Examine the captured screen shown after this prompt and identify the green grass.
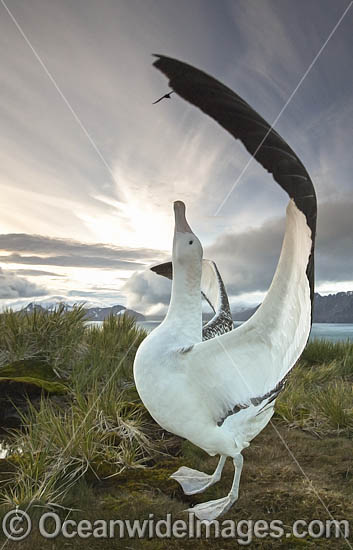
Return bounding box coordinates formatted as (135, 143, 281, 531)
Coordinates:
(0, 310, 352, 549)
(0, 304, 87, 377)
(0, 309, 170, 512)
(275, 339, 353, 437)
(301, 338, 353, 375)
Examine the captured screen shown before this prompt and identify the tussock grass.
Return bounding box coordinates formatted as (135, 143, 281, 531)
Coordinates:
(276, 339, 353, 437)
(313, 381, 353, 432)
(1, 393, 156, 510)
(1, 308, 352, 544)
(74, 314, 145, 393)
(0, 304, 87, 377)
(0, 309, 167, 513)
(301, 338, 353, 375)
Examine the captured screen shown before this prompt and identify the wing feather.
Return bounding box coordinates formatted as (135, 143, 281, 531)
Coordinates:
(184, 200, 312, 423)
(153, 55, 316, 304)
(152, 56, 317, 424)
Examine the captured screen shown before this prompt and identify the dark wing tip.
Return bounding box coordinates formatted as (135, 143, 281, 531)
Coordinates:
(152, 54, 317, 311)
(151, 55, 317, 218)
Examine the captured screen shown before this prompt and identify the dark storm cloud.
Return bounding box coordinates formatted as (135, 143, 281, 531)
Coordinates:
(315, 201, 353, 283)
(206, 218, 284, 295)
(206, 199, 353, 295)
(0, 267, 47, 298)
(0, 234, 167, 269)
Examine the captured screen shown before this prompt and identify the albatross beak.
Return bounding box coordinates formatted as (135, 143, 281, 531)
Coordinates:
(174, 201, 193, 233)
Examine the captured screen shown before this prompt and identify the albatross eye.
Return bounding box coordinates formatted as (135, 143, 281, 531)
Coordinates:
(189, 240, 193, 245)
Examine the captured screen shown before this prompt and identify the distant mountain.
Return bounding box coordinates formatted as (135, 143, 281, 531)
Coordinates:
(313, 292, 353, 323)
(232, 292, 353, 324)
(22, 291, 353, 325)
(84, 305, 125, 321)
(232, 304, 259, 321)
(22, 302, 46, 313)
(119, 309, 145, 322)
(22, 302, 145, 322)
(23, 302, 75, 314)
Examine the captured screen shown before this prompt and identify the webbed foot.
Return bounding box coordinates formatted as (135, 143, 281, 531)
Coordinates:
(170, 466, 220, 495)
(186, 494, 237, 521)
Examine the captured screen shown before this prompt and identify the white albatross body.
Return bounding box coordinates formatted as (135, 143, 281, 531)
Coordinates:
(134, 200, 312, 519)
(133, 56, 317, 521)
(134, 200, 312, 455)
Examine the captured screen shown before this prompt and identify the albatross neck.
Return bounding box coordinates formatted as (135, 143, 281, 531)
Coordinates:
(165, 259, 202, 342)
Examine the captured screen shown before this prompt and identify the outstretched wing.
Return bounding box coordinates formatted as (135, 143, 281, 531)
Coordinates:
(152, 56, 317, 425)
(153, 55, 316, 305)
(184, 200, 312, 425)
(151, 259, 234, 340)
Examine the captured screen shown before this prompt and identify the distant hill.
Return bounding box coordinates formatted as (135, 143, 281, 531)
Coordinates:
(313, 292, 353, 323)
(117, 308, 146, 322)
(232, 304, 259, 321)
(22, 291, 353, 325)
(22, 302, 145, 322)
(232, 292, 353, 324)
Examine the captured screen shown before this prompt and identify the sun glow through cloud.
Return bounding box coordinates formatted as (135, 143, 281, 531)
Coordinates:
(0, 0, 352, 312)
(91, 191, 173, 251)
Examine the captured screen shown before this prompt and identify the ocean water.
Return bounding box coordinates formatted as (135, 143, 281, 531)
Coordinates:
(138, 321, 353, 342)
(87, 319, 353, 342)
(309, 323, 353, 342)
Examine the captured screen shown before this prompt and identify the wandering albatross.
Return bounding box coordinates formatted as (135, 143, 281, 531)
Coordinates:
(133, 56, 317, 521)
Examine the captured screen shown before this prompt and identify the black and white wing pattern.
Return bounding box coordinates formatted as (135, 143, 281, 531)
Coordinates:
(200, 260, 234, 339)
(151, 259, 234, 340)
(153, 54, 316, 305)
(152, 55, 317, 427)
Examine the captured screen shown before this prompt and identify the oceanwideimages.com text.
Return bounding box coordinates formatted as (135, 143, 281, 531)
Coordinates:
(2, 510, 350, 544)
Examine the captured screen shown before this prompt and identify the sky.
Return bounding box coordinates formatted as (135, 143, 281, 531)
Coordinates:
(0, 0, 352, 316)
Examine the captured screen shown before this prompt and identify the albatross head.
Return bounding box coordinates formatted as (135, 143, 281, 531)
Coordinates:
(173, 201, 203, 267)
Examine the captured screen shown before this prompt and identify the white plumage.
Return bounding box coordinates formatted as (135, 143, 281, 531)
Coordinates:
(133, 56, 317, 521)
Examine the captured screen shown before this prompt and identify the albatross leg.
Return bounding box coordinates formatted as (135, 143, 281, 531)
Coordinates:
(170, 455, 226, 495)
(185, 454, 243, 521)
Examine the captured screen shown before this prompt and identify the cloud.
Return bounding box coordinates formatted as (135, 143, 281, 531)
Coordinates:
(0, 267, 48, 299)
(0, 233, 167, 269)
(315, 201, 353, 283)
(206, 218, 284, 295)
(0, 0, 245, 248)
(9, 269, 64, 277)
(206, 198, 353, 295)
(0, 253, 145, 270)
(2, 0, 333, 250)
(66, 289, 125, 304)
(1, 0, 352, 311)
(123, 198, 353, 313)
(124, 269, 172, 316)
